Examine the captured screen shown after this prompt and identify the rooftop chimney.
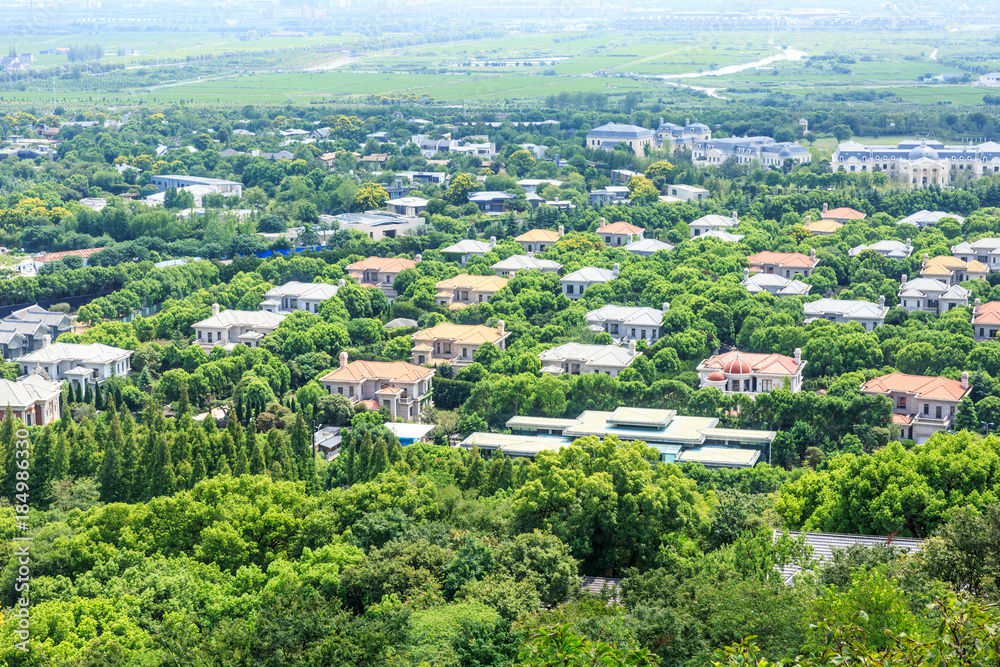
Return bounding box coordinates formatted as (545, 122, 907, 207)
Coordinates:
(809, 248, 816, 260)
(822, 203, 829, 214)
(901, 274, 907, 287)
(743, 267, 750, 280)
(612, 263, 620, 276)
(527, 251, 534, 258)
(685, 118, 690, 127)
(905, 238, 911, 248)
(731, 210, 738, 223)
(879, 295, 886, 308)
(558, 225, 565, 237)
(211, 303, 220, 316)
(40, 333, 50, 348)
(489, 236, 496, 248)
(923, 253, 930, 267)
(662, 302, 670, 314)
(415, 253, 422, 263)
(496, 320, 505, 336)
(629, 339, 637, 355)
(339, 351, 348, 369)
(975, 297, 982, 308)
(804, 214, 811, 224)
(600, 217, 607, 226)
(338, 278, 346, 286)
(794, 348, 802, 365)
(961, 371, 969, 390)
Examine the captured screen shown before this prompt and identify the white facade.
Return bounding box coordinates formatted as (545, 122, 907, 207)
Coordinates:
(898, 275, 970, 314)
(260, 281, 341, 314)
(539, 341, 638, 377)
(193, 304, 285, 351)
(18, 342, 132, 390)
(832, 139, 1000, 187)
(803, 297, 889, 331)
(561, 265, 619, 300)
(586, 304, 668, 343)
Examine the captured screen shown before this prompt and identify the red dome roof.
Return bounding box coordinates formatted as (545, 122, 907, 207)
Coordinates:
(707, 371, 726, 382)
(723, 357, 751, 375)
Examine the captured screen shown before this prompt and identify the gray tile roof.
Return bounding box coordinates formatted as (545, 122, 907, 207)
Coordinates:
(774, 530, 924, 584)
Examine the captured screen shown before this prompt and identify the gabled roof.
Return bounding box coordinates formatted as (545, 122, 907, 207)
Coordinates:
(804, 220, 843, 234)
(516, 228, 561, 243)
(345, 256, 418, 274)
(561, 266, 617, 283)
(899, 210, 964, 226)
(18, 342, 132, 364)
(899, 277, 950, 296)
(848, 240, 912, 258)
(822, 207, 866, 220)
(492, 255, 562, 272)
(320, 360, 433, 384)
(775, 530, 924, 584)
(625, 238, 673, 254)
(441, 239, 494, 254)
(742, 273, 812, 295)
(972, 301, 1000, 326)
(690, 214, 736, 229)
(597, 221, 643, 235)
(587, 122, 656, 139)
(699, 350, 802, 376)
(194, 309, 285, 330)
(412, 323, 507, 345)
(34, 247, 104, 263)
(861, 373, 970, 401)
(952, 237, 1000, 254)
(539, 343, 637, 368)
(0, 375, 62, 408)
(747, 251, 817, 269)
(263, 281, 340, 301)
(803, 298, 887, 320)
(586, 305, 665, 327)
(435, 274, 509, 292)
(703, 230, 744, 242)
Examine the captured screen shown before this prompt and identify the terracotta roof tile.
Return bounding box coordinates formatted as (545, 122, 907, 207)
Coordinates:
(345, 256, 418, 273)
(320, 360, 433, 384)
(701, 350, 802, 375)
(823, 207, 866, 220)
(36, 247, 105, 262)
(435, 274, 509, 292)
(861, 373, 969, 402)
(973, 301, 1000, 326)
(598, 221, 644, 235)
(412, 323, 506, 345)
(747, 251, 817, 269)
(516, 229, 561, 242)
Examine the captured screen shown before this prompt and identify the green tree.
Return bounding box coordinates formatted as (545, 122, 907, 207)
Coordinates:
(354, 182, 389, 211)
(446, 173, 480, 205)
(954, 397, 978, 432)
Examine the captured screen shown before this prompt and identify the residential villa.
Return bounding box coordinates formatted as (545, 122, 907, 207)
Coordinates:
(802, 217, 843, 236)
(951, 238, 1000, 271)
(492, 254, 562, 278)
(972, 299, 1000, 342)
(22, 247, 105, 274)
(385, 196, 429, 217)
(441, 237, 496, 266)
(664, 184, 710, 202)
(831, 139, 1000, 187)
(515, 227, 563, 253)
(692, 136, 811, 167)
(5, 305, 73, 340)
(625, 238, 674, 256)
(849, 239, 913, 260)
(656, 118, 711, 153)
(586, 304, 668, 343)
(821, 204, 867, 224)
(741, 268, 812, 297)
(539, 341, 639, 377)
(703, 230, 745, 243)
(898, 275, 970, 314)
(17, 342, 132, 391)
(469, 191, 516, 214)
(319, 352, 434, 421)
(698, 349, 806, 394)
(597, 220, 644, 247)
(690, 212, 739, 239)
(898, 210, 964, 228)
(410, 321, 510, 367)
(803, 296, 889, 331)
(589, 186, 630, 206)
(193, 304, 285, 351)
(462, 406, 776, 468)
(586, 123, 657, 156)
(434, 274, 509, 309)
(260, 281, 341, 314)
(861, 372, 972, 443)
(561, 264, 620, 300)
(919, 254, 987, 285)
(747, 250, 818, 278)
(0, 375, 63, 426)
(0, 305, 72, 359)
(344, 256, 420, 297)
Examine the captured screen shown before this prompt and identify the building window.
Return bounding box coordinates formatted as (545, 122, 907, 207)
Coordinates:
(936, 405, 943, 419)
(923, 403, 929, 415)
(566, 285, 574, 294)
(338, 387, 343, 395)
(349, 387, 354, 397)
(898, 397, 907, 409)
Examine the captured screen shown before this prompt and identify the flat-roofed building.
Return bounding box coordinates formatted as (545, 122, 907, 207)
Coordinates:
(664, 183, 709, 202)
(150, 174, 243, 196)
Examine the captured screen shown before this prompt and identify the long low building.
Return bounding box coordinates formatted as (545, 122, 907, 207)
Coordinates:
(460, 406, 775, 468)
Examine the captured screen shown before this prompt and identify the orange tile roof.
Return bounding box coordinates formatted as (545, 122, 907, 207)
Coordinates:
(747, 251, 817, 269)
(320, 360, 433, 384)
(358, 399, 380, 410)
(701, 350, 802, 375)
(412, 322, 506, 345)
(36, 247, 105, 262)
(921, 256, 987, 277)
(973, 301, 1000, 326)
(823, 207, 866, 220)
(803, 220, 843, 234)
(435, 274, 509, 292)
(892, 414, 913, 425)
(345, 256, 418, 273)
(516, 229, 561, 243)
(861, 373, 969, 402)
(598, 221, 644, 235)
